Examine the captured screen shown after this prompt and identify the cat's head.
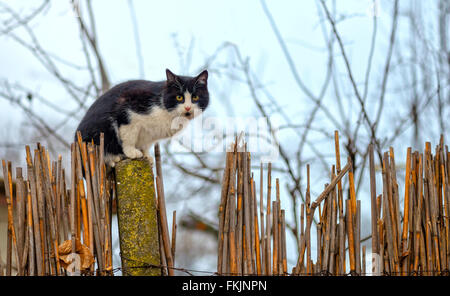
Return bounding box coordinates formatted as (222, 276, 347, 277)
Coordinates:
(162, 69, 209, 119)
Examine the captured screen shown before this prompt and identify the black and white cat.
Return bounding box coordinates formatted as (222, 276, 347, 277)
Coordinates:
(75, 69, 209, 167)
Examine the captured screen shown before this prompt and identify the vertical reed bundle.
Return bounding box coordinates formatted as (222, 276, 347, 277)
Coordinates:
(154, 143, 175, 276)
(216, 139, 288, 275)
(0, 135, 178, 276)
(216, 132, 449, 276)
(0, 134, 114, 275)
(373, 136, 450, 276)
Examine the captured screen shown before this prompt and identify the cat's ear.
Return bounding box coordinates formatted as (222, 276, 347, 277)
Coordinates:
(166, 69, 177, 83)
(195, 70, 208, 85)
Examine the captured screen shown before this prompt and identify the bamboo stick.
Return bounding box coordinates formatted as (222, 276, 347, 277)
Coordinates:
(225, 147, 237, 275)
(236, 151, 243, 275)
(401, 148, 412, 270)
(355, 200, 361, 275)
(37, 147, 60, 275)
(243, 150, 252, 274)
(334, 131, 343, 218)
(2, 160, 20, 276)
(228, 192, 237, 275)
(265, 162, 272, 275)
(26, 182, 35, 275)
(171, 211, 177, 266)
(272, 200, 279, 275)
(346, 199, 356, 274)
(155, 172, 174, 276)
(362, 245, 366, 275)
(88, 144, 105, 274)
(305, 165, 311, 275)
(382, 153, 396, 273)
(70, 144, 77, 275)
(281, 210, 287, 275)
(369, 144, 379, 275)
(26, 146, 43, 275)
(389, 147, 401, 251)
(252, 179, 262, 275)
(217, 151, 231, 274)
(329, 186, 337, 274)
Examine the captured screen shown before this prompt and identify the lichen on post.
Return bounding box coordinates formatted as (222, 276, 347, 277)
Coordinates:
(115, 158, 161, 276)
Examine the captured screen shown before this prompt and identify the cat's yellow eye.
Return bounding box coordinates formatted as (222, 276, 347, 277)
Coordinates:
(192, 95, 199, 101)
(176, 95, 183, 101)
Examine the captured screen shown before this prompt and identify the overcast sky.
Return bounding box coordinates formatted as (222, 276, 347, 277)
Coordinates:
(0, 0, 391, 127)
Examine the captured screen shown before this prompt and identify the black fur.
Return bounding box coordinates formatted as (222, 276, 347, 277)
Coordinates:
(75, 69, 209, 157)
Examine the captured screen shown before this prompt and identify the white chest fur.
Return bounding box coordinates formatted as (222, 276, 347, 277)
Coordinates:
(118, 106, 182, 152)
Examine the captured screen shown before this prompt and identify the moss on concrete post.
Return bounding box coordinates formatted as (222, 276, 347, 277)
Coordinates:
(115, 159, 161, 276)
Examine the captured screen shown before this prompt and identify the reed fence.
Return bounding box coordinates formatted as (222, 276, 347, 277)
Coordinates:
(217, 133, 449, 276)
(0, 131, 449, 276)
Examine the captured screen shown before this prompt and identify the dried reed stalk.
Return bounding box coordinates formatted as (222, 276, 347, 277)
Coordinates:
(154, 143, 174, 276)
(0, 135, 123, 276)
(216, 138, 289, 276)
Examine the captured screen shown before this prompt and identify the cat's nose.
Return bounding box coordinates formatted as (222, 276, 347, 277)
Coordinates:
(184, 106, 191, 111)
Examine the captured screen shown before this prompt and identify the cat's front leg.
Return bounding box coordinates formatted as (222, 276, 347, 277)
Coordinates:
(120, 124, 143, 159)
(105, 154, 123, 167)
(123, 146, 143, 159)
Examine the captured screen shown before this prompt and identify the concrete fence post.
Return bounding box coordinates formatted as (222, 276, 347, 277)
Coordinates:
(115, 159, 161, 276)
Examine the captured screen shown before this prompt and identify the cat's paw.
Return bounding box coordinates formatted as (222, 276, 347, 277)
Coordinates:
(123, 147, 143, 159)
(105, 154, 122, 167)
(110, 155, 123, 167)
